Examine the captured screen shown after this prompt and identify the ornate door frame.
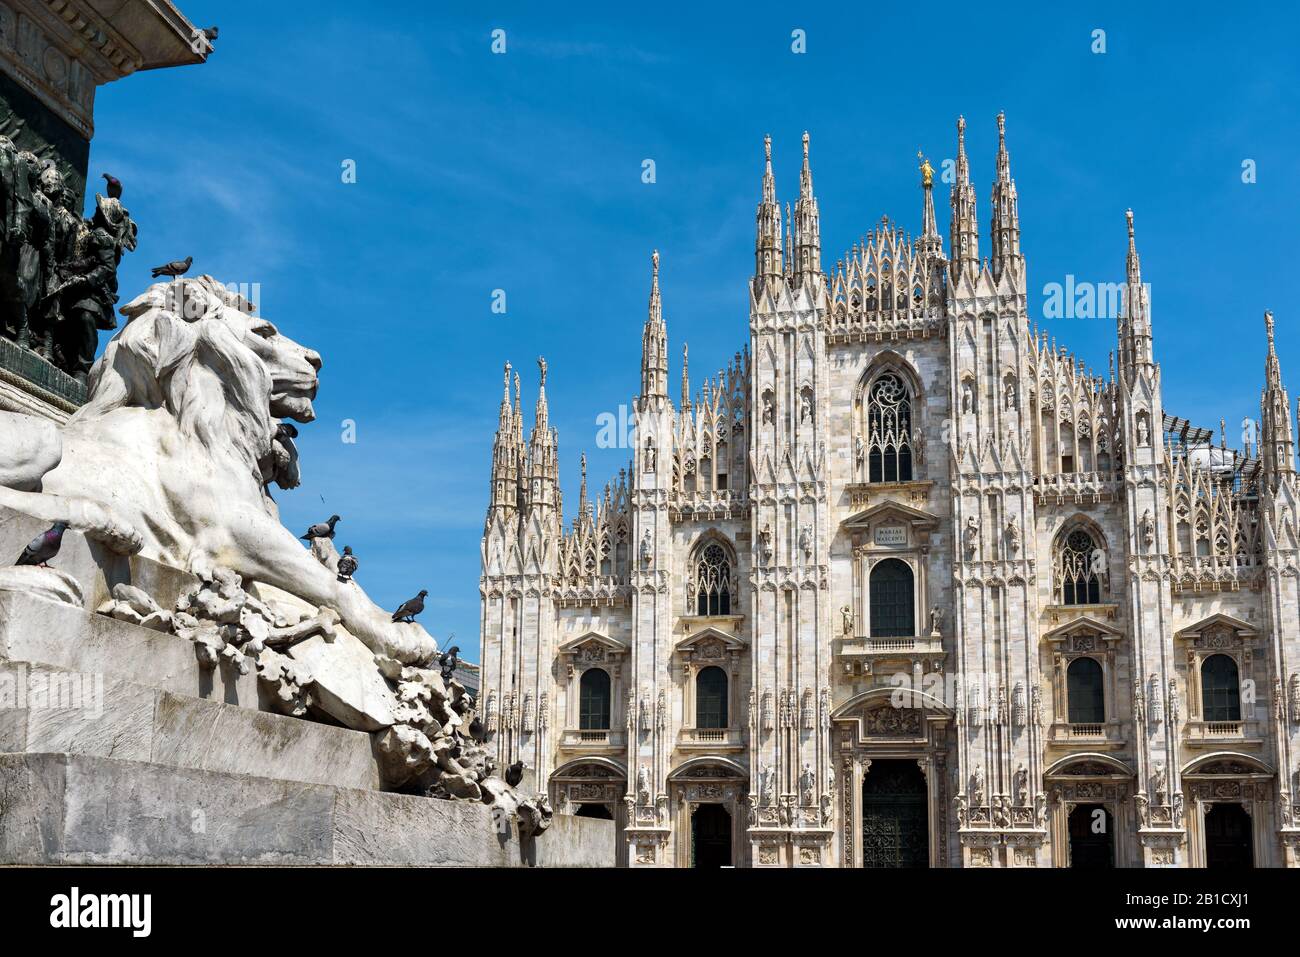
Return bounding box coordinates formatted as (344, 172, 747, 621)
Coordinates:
(832, 689, 952, 867)
(550, 757, 628, 867)
(1044, 754, 1135, 867)
(668, 757, 749, 867)
(1181, 753, 1275, 867)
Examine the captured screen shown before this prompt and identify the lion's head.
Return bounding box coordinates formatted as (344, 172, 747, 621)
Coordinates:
(75, 276, 321, 484)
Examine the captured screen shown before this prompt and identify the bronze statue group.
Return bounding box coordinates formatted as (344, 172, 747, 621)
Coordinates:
(0, 136, 136, 382)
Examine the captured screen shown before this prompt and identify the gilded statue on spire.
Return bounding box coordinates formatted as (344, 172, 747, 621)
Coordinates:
(918, 151, 934, 188)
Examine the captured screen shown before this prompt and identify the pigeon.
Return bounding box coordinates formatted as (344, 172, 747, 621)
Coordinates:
(504, 760, 524, 788)
(336, 545, 358, 583)
(15, 521, 68, 567)
(202, 26, 219, 41)
(299, 514, 340, 541)
(467, 716, 487, 743)
(101, 172, 122, 199)
(391, 589, 427, 623)
(150, 256, 192, 279)
(439, 644, 460, 681)
(275, 422, 299, 440)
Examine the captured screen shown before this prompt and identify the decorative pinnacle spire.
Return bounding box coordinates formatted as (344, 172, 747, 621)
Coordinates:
(537, 355, 547, 388)
(681, 342, 690, 410)
(502, 360, 512, 404)
(648, 248, 662, 322)
(1267, 309, 1276, 352)
(957, 115, 967, 166)
(762, 134, 775, 203)
(995, 111, 1010, 180)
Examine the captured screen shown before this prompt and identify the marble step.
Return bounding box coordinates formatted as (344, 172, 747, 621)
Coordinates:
(0, 752, 615, 867)
(0, 589, 261, 707)
(0, 659, 381, 791)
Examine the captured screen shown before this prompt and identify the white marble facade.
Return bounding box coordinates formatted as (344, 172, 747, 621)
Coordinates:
(478, 117, 1300, 868)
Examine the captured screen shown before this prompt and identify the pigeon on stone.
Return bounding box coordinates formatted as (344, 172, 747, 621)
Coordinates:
(14, 521, 68, 567)
(202, 26, 219, 41)
(391, 589, 427, 623)
(439, 644, 460, 681)
(505, 760, 525, 788)
(101, 172, 122, 199)
(467, 716, 487, 743)
(299, 514, 340, 541)
(336, 545, 358, 583)
(150, 255, 192, 279)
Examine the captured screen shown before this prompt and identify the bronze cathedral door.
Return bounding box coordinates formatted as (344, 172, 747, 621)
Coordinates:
(861, 760, 929, 868)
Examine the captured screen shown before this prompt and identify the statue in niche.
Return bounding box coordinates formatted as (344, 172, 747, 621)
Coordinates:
(928, 605, 943, 635)
(841, 605, 854, 636)
(1014, 764, 1029, 807)
(1004, 380, 1016, 411)
(799, 763, 815, 805)
(1141, 509, 1155, 549)
(799, 389, 813, 424)
(798, 523, 812, 561)
(760, 764, 775, 806)
(963, 515, 979, 558)
(643, 438, 656, 473)
(758, 523, 773, 565)
(1136, 415, 1150, 447)
(1151, 762, 1167, 806)
(971, 766, 986, 806)
(637, 765, 651, 805)
(639, 528, 652, 565)
(1005, 515, 1021, 556)
(854, 434, 864, 470)
(962, 381, 974, 413)
(761, 391, 774, 424)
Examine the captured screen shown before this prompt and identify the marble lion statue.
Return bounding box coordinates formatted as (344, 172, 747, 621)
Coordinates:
(0, 275, 437, 665)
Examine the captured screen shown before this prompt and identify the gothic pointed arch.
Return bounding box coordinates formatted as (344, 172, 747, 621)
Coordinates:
(854, 352, 923, 484)
(1052, 515, 1108, 605)
(687, 531, 737, 616)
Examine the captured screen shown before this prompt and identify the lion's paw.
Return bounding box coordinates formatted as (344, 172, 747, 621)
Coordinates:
(77, 502, 144, 555)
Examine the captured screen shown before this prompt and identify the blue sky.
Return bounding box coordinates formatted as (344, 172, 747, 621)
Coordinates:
(87, 1, 1300, 660)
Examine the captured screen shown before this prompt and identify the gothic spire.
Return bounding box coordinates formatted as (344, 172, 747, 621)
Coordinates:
(488, 360, 519, 517)
(918, 150, 942, 260)
(1261, 310, 1296, 487)
(640, 250, 668, 403)
(791, 131, 822, 285)
(989, 111, 1021, 277)
(950, 115, 979, 280)
(1119, 210, 1153, 372)
(681, 342, 690, 411)
(753, 134, 783, 290)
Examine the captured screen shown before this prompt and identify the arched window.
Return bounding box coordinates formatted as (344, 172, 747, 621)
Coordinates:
(1066, 657, 1105, 723)
(579, 668, 611, 730)
(1057, 527, 1103, 605)
(865, 372, 913, 483)
(696, 666, 728, 728)
(691, 540, 734, 616)
(869, 558, 914, 638)
(1201, 655, 1241, 722)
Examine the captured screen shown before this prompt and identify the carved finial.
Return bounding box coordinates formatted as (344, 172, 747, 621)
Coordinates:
(802, 130, 810, 160)
(537, 355, 547, 386)
(1266, 309, 1276, 347)
(764, 133, 772, 162)
(1220, 417, 1227, 448)
(652, 248, 659, 279)
(1126, 208, 1135, 241)
(997, 110, 1006, 136)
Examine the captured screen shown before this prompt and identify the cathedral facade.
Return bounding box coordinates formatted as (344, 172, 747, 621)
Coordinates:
(477, 115, 1300, 868)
